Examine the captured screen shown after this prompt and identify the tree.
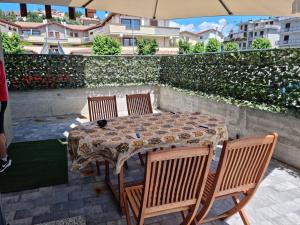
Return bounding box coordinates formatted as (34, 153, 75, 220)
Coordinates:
(136, 38, 158, 55)
(26, 12, 43, 22)
(178, 39, 192, 54)
(0, 32, 24, 54)
(0, 10, 17, 22)
(205, 38, 221, 52)
(192, 42, 205, 53)
(92, 36, 121, 55)
(224, 42, 239, 51)
(251, 38, 272, 49)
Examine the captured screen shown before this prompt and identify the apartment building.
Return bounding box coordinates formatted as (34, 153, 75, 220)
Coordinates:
(90, 13, 180, 54)
(278, 17, 300, 48)
(179, 29, 224, 45)
(0, 12, 179, 55)
(225, 18, 280, 50)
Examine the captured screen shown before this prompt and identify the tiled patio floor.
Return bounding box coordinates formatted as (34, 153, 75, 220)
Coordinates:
(1, 115, 300, 225)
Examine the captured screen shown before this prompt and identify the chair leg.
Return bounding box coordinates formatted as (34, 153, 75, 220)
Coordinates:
(138, 153, 145, 166)
(123, 192, 133, 225)
(232, 196, 250, 225)
(96, 161, 101, 175)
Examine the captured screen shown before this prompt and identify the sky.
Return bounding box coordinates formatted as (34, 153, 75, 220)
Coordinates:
(0, 3, 270, 35)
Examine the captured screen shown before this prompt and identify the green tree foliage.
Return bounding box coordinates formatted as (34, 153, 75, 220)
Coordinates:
(0, 32, 24, 54)
(205, 38, 221, 52)
(137, 38, 158, 55)
(192, 42, 205, 53)
(92, 36, 121, 55)
(251, 38, 272, 49)
(0, 10, 17, 22)
(224, 42, 239, 51)
(26, 12, 43, 22)
(178, 39, 192, 54)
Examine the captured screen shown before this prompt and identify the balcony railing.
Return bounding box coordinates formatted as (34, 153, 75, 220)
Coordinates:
(280, 27, 300, 33)
(107, 23, 180, 37)
(277, 39, 300, 45)
(20, 35, 91, 44)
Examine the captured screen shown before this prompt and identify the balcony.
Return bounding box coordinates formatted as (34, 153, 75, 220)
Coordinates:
(280, 26, 300, 33)
(277, 39, 300, 45)
(105, 23, 180, 37)
(20, 35, 91, 44)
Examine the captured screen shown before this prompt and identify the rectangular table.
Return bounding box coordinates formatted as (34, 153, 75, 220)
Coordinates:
(68, 112, 228, 213)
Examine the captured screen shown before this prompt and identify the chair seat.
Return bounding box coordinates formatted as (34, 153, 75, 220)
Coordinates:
(125, 185, 143, 218)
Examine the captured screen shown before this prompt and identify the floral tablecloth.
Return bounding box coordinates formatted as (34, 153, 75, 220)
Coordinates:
(68, 112, 228, 174)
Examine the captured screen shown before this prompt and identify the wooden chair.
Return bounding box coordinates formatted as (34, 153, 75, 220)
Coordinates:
(126, 93, 153, 116)
(126, 93, 153, 166)
(87, 96, 128, 174)
(88, 96, 118, 121)
(123, 146, 214, 225)
(193, 133, 278, 225)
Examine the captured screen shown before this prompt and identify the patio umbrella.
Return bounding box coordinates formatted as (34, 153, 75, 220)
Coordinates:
(1, 0, 300, 19)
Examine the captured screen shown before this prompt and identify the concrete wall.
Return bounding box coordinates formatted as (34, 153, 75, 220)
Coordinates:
(0, 37, 13, 146)
(158, 87, 300, 169)
(9, 85, 159, 119)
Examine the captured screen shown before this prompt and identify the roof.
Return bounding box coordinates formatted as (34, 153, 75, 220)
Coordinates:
(197, 29, 223, 36)
(15, 21, 44, 28)
(0, 18, 21, 28)
(179, 31, 199, 37)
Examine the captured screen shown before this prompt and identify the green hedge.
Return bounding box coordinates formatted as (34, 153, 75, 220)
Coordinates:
(4, 49, 300, 114)
(160, 49, 300, 113)
(4, 54, 160, 90)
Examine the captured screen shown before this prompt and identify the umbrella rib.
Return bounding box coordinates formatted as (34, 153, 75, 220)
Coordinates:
(153, 0, 159, 19)
(82, 0, 94, 8)
(218, 0, 233, 15)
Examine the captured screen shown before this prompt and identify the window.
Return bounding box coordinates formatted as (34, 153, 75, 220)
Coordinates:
(122, 37, 137, 46)
(254, 32, 257, 36)
(74, 33, 78, 37)
(32, 30, 40, 36)
(284, 35, 289, 44)
(270, 21, 274, 25)
(199, 36, 203, 40)
(9, 27, 11, 31)
(260, 31, 264, 36)
(243, 42, 246, 47)
(90, 32, 93, 35)
(48, 31, 54, 37)
(244, 24, 248, 31)
(70, 32, 73, 37)
(285, 23, 291, 28)
(255, 23, 258, 26)
(22, 30, 31, 35)
(150, 19, 158, 27)
(121, 18, 141, 30)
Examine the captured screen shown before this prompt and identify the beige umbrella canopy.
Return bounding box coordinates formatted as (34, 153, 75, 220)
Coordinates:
(1, 0, 300, 19)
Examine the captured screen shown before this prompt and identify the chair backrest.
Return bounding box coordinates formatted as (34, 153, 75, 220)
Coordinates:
(140, 146, 213, 215)
(126, 93, 153, 115)
(214, 133, 278, 197)
(87, 96, 118, 121)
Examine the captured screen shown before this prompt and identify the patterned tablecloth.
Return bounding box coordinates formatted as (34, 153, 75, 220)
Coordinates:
(68, 112, 228, 174)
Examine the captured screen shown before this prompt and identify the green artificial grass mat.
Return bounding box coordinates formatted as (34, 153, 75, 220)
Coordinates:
(0, 139, 68, 193)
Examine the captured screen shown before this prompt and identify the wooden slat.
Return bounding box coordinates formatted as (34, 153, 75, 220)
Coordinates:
(126, 93, 152, 116)
(87, 96, 118, 121)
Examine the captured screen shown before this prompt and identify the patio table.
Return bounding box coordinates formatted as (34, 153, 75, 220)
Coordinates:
(68, 111, 228, 213)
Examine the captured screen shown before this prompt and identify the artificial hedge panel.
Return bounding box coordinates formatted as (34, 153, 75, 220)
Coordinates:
(4, 48, 300, 113)
(160, 49, 300, 112)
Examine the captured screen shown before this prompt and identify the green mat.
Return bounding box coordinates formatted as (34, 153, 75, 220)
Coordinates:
(0, 139, 68, 193)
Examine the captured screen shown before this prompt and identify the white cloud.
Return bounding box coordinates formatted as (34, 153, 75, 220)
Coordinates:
(169, 21, 196, 32)
(171, 18, 235, 36)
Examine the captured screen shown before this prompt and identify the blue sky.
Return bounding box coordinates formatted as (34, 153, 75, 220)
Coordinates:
(0, 3, 270, 35)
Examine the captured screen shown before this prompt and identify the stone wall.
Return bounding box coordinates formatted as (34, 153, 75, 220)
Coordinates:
(158, 86, 300, 169)
(9, 85, 159, 119)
